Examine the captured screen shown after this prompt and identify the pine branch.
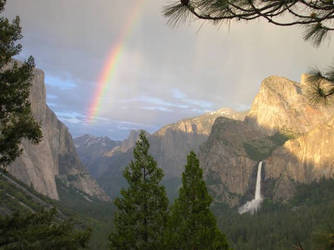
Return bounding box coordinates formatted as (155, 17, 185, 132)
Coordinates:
(163, 0, 334, 46)
(306, 68, 334, 104)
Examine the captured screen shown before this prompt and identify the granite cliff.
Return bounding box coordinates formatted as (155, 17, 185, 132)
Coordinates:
(74, 74, 334, 207)
(8, 68, 109, 201)
(75, 108, 246, 199)
(200, 75, 334, 206)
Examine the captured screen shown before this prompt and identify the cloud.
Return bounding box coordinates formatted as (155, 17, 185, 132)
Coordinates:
(4, 0, 334, 140)
(172, 88, 186, 99)
(141, 106, 173, 112)
(45, 75, 77, 90)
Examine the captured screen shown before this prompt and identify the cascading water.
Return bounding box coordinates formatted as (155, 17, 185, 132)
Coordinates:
(238, 161, 263, 215)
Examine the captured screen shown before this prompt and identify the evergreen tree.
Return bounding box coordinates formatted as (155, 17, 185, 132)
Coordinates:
(0, 0, 42, 169)
(109, 131, 169, 250)
(166, 151, 229, 250)
(0, 208, 91, 249)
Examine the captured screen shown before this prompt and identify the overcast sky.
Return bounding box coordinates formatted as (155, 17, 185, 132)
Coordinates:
(4, 0, 334, 140)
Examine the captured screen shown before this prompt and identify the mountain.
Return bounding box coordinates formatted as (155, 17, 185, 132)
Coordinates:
(149, 108, 247, 178)
(8, 67, 109, 201)
(200, 74, 334, 206)
(75, 109, 247, 199)
(246, 75, 334, 135)
(265, 116, 334, 201)
(74, 74, 334, 207)
(74, 135, 121, 178)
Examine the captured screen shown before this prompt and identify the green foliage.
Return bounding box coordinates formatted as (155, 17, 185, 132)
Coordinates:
(55, 178, 115, 250)
(0, 208, 91, 250)
(0, 172, 114, 250)
(213, 179, 334, 250)
(0, 0, 42, 168)
(109, 131, 169, 250)
(166, 151, 229, 250)
(243, 141, 272, 161)
(243, 132, 291, 161)
(0, 174, 47, 214)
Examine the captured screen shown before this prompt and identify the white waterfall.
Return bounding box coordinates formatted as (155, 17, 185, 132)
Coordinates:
(238, 161, 263, 215)
(254, 161, 262, 200)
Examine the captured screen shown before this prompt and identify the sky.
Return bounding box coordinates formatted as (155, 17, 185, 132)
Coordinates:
(4, 0, 334, 140)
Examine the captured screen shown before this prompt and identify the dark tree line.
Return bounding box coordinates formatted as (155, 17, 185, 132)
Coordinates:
(0, 209, 91, 250)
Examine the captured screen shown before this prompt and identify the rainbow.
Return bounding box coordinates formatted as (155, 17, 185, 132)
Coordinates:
(87, 0, 146, 123)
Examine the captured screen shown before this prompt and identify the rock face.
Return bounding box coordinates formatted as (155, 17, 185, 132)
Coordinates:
(74, 74, 334, 206)
(265, 116, 334, 201)
(150, 108, 247, 178)
(200, 75, 334, 206)
(8, 68, 110, 201)
(247, 75, 334, 135)
(76, 109, 246, 199)
(74, 135, 120, 178)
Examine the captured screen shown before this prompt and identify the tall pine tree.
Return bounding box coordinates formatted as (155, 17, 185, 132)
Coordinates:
(109, 131, 169, 250)
(166, 151, 229, 250)
(0, 0, 42, 169)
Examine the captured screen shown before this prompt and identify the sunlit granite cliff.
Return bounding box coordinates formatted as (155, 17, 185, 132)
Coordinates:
(200, 75, 334, 206)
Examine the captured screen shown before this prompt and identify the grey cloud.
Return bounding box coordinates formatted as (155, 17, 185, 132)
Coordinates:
(4, 0, 334, 139)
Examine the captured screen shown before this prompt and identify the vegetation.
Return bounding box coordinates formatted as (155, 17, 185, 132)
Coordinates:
(55, 178, 115, 250)
(163, 0, 334, 103)
(0, 172, 115, 250)
(0, 0, 42, 169)
(109, 131, 169, 249)
(213, 179, 334, 250)
(243, 132, 293, 161)
(0, 208, 91, 249)
(0, 1, 95, 248)
(166, 151, 229, 249)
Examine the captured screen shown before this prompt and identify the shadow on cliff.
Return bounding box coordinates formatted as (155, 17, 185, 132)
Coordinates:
(201, 115, 333, 208)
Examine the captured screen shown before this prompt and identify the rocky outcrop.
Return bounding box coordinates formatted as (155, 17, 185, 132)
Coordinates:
(150, 108, 247, 178)
(200, 75, 334, 206)
(199, 117, 259, 206)
(9, 68, 109, 201)
(265, 116, 334, 201)
(247, 75, 334, 135)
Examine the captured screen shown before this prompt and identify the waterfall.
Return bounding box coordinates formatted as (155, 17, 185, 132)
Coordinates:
(238, 161, 263, 215)
(254, 161, 262, 200)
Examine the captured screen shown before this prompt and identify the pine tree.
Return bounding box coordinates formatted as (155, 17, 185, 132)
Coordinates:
(163, 0, 334, 103)
(0, 0, 42, 169)
(0, 208, 91, 249)
(109, 131, 169, 250)
(166, 151, 229, 250)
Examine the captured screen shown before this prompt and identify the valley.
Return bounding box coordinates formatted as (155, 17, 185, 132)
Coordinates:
(2, 66, 334, 249)
(1, 1, 334, 247)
